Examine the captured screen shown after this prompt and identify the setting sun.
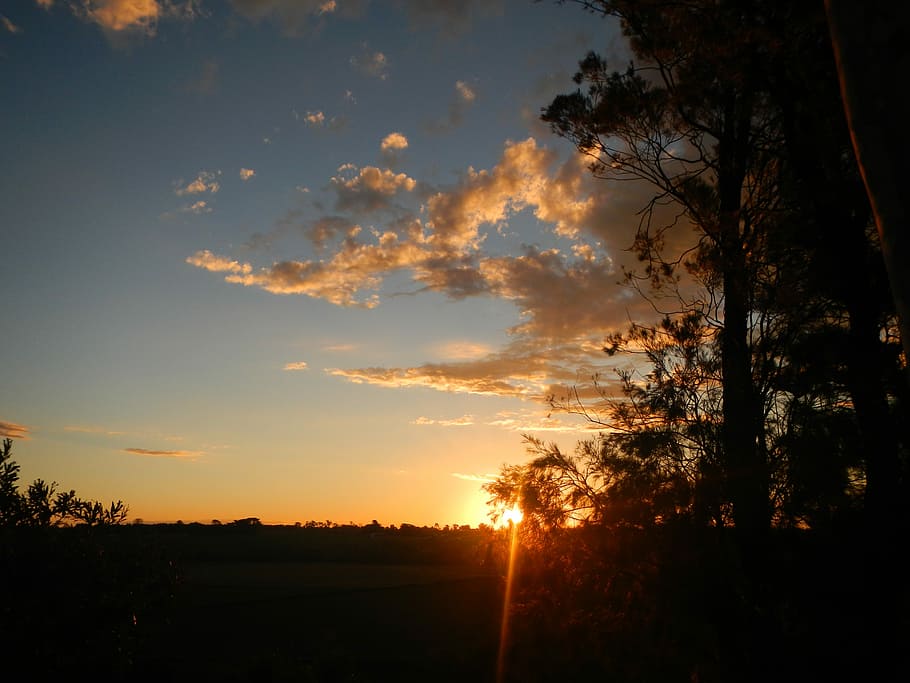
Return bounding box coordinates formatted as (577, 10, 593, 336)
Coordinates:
(501, 506, 524, 526)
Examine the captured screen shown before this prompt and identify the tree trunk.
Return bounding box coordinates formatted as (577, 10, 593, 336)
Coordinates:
(826, 0, 910, 364)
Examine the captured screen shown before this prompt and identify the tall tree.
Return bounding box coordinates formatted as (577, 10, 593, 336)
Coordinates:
(543, 0, 787, 542)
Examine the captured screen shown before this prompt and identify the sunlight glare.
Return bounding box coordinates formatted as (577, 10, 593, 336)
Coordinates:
(502, 506, 523, 525)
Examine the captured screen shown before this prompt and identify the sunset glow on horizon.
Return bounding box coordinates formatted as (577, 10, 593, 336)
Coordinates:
(0, 0, 646, 527)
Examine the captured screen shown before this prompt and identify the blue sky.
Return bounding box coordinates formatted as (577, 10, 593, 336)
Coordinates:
(1, 0, 655, 526)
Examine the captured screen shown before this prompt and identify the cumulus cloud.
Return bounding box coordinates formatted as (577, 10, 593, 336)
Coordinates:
(66, 0, 202, 37)
(426, 79, 478, 133)
(283, 361, 309, 371)
(240, 167, 256, 181)
(304, 216, 359, 251)
(0, 420, 30, 440)
(331, 165, 417, 213)
(380, 132, 408, 153)
(176, 170, 220, 195)
(350, 45, 389, 80)
(124, 447, 202, 458)
(188, 136, 668, 404)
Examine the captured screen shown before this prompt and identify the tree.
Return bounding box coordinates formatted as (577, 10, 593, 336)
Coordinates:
(0, 438, 129, 528)
(825, 0, 910, 363)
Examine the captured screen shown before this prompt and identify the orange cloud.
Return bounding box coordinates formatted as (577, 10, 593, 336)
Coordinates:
(64, 425, 125, 436)
(176, 170, 220, 195)
(124, 447, 202, 458)
(350, 45, 389, 79)
(240, 168, 256, 181)
(412, 415, 475, 427)
(380, 132, 409, 152)
(332, 165, 417, 213)
(0, 420, 30, 440)
(283, 361, 309, 371)
(1, 14, 22, 33)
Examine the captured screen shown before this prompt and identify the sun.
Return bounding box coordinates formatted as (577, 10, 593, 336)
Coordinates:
(501, 506, 523, 526)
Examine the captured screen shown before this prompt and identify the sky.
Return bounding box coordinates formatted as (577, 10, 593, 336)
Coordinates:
(0, 0, 659, 527)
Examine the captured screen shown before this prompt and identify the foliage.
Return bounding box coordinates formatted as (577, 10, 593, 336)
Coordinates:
(1, 439, 177, 677)
(486, 2, 908, 679)
(0, 438, 129, 528)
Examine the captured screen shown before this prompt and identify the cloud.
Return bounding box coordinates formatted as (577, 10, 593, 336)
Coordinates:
(433, 340, 494, 360)
(380, 132, 409, 152)
(302, 110, 325, 126)
(124, 447, 202, 458)
(64, 425, 125, 436)
(176, 170, 220, 195)
(455, 80, 476, 103)
(188, 137, 667, 403)
(283, 361, 309, 371)
(426, 80, 478, 133)
(331, 165, 417, 213)
(68, 0, 202, 36)
(1, 14, 22, 33)
(412, 415, 475, 427)
(380, 132, 409, 165)
(0, 420, 30, 440)
(240, 168, 256, 181)
(326, 335, 626, 404)
(36, 0, 54, 9)
(229, 0, 349, 34)
(350, 45, 389, 80)
(450, 472, 497, 483)
(189, 138, 632, 327)
(181, 200, 211, 214)
(186, 250, 252, 275)
(304, 216, 359, 251)
(397, 0, 504, 33)
(323, 343, 357, 352)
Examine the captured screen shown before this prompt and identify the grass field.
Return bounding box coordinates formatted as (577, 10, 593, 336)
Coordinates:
(133, 539, 507, 681)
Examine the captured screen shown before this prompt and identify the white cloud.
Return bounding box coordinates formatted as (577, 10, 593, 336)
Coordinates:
(450, 472, 497, 483)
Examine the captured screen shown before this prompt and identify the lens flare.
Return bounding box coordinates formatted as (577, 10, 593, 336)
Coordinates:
(496, 506, 522, 682)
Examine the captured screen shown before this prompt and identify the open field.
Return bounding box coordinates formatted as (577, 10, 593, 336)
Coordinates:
(137, 560, 503, 682)
(125, 526, 508, 681)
